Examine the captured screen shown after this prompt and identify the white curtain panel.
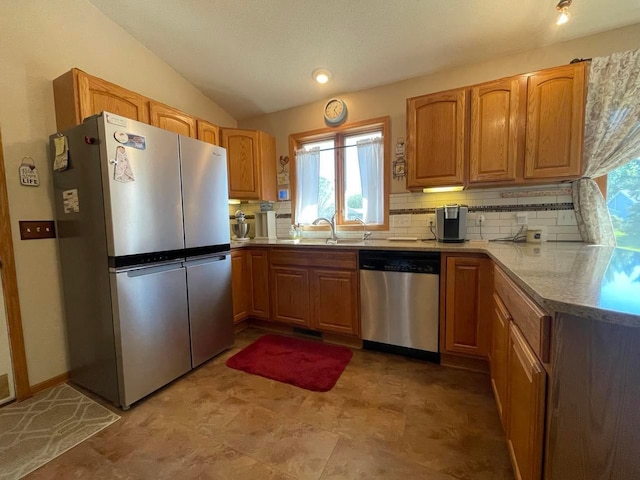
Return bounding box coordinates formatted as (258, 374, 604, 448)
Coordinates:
(356, 138, 384, 224)
(573, 50, 640, 245)
(295, 147, 321, 224)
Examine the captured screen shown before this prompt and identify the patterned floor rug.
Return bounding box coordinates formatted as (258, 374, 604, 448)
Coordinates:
(0, 383, 120, 479)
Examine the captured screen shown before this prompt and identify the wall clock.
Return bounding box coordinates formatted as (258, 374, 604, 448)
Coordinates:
(324, 98, 347, 125)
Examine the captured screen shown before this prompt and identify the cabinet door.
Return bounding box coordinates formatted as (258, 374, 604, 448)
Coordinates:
(310, 269, 359, 336)
(524, 62, 586, 180)
(444, 256, 492, 357)
(406, 89, 467, 188)
(221, 129, 260, 199)
(247, 248, 270, 319)
(197, 120, 220, 146)
(491, 293, 510, 428)
(231, 250, 248, 323)
(271, 266, 310, 327)
(150, 101, 196, 138)
(507, 323, 546, 480)
(77, 71, 150, 124)
(469, 77, 525, 184)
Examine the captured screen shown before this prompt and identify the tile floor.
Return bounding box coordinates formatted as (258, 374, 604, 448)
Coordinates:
(26, 328, 513, 479)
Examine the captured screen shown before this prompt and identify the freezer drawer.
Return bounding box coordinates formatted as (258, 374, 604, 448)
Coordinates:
(185, 254, 234, 367)
(111, 262, 191, 408)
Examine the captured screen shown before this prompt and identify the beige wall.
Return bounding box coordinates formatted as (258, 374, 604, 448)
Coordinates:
(239, 23, 640, 194)
(0, 0, 237, 385)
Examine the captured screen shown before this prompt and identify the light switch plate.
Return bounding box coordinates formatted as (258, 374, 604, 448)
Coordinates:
(19, 220, 56, 240)
(394, 214, 411, 227)
(557, 211, 576, 226)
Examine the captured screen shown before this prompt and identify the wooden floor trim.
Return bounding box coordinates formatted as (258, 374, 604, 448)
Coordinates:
(30, 372, 70, 395)
(0, 132, 31, 400)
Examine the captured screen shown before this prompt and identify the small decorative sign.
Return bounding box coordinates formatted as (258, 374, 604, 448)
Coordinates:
(19, 156, 40, 187)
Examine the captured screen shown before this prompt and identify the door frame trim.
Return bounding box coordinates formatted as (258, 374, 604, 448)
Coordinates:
(0, 132, 31, 400)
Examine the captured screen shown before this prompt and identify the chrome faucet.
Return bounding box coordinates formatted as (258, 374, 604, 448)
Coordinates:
(312, 212, 338, 244)
(353, 218, 372, 242)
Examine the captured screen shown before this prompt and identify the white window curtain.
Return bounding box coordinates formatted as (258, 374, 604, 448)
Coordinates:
(295, 147, 321, 224)
(356, 138, 384, 224)
(573, 50, 640, 245)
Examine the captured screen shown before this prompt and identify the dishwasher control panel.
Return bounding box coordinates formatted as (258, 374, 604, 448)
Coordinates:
(359, 250, 440, 274)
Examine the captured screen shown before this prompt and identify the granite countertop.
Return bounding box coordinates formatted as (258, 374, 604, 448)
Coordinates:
(231, 238, 640, 328)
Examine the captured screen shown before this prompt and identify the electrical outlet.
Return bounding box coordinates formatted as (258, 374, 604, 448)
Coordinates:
(557, 211, 576, 226)
(516, 213, 528, 225)
(394, 214, 411, 227)
(19, 220, 56, 240)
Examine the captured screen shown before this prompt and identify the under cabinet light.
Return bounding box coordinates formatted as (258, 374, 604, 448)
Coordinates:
(422, 186, 465, 194)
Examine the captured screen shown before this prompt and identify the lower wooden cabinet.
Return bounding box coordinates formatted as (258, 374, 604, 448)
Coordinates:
(443, 255, 492, 357)
(246, 248, 270, 319)
(231, 249, 248, 323)
(271, 266, 310, 326)
(506, 322, 546, 480)
(269, 249, 359, 336)
(490, 293, 510, 427)
(310, 269, 359, 336)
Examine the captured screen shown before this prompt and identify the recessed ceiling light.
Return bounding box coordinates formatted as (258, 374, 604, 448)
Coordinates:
(556, 0, 572, 25)
(312, 68, 331, 84)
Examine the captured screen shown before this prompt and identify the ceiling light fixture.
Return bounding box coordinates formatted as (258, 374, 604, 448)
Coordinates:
(312, 68, 331, 84)
(556, 0, 572, 25)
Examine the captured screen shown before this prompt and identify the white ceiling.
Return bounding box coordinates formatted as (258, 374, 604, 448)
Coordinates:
(88, 0, 640, 121)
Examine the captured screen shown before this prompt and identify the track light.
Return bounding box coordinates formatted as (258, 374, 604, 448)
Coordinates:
(556, 0, 572, 25)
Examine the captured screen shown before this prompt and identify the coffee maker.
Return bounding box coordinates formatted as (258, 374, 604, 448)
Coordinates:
(435, 204, 468, 243)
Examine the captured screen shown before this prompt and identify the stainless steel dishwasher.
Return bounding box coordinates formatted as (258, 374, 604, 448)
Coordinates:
(359, 250, 440, 361)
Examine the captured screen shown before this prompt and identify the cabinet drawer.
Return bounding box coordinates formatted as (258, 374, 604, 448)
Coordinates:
(495, 266, 551, 362)
(270, 248, 357, 270)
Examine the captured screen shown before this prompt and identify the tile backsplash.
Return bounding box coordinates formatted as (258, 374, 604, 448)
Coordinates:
(229, 184, 581, 242)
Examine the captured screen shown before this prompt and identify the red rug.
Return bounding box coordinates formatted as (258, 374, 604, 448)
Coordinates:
(225, 334, 353, 392)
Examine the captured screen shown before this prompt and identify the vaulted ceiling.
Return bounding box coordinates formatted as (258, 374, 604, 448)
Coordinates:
(88, 0, 640, 120)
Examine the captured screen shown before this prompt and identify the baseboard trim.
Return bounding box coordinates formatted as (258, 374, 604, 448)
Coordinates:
(440, 353, 490, 374)
(30, 372, 70, 394)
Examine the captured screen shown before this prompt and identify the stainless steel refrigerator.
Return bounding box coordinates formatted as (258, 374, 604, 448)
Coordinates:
(51, 112, 233, 409)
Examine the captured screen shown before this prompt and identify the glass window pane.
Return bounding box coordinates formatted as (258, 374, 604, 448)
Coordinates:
(606, 157, 640, 251)
(343, 131, 382, 223)
(298, 139, 335, 223)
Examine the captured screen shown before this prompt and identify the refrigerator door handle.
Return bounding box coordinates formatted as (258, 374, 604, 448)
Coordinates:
(119, 262, 185, 277)
(184, 254, 229, 267)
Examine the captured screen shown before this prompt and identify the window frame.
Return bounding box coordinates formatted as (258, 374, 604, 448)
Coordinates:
(288, 116, 390, 231)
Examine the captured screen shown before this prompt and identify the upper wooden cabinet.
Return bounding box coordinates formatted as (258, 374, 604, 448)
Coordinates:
(53, 68, 222, 145)
(406, 89, 467, 188)
(525, 62, 587, 180)
(149, 101, 196, 138)
(197, 120, 221, 146)
(469, 76, 526, 184)
(53, 68, 150, 131)
(221, 128, 277, 201)
(406, 62, 587, 189)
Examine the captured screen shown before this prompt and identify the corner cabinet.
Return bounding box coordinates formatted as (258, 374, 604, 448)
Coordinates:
(406, 89, 467, 189)
(53, 68, 150, 131)
(524, 62, 587, 180)
(442, 255, 492, 357)
(149, 101, 197, 138)
(221, 129, 277, 201)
